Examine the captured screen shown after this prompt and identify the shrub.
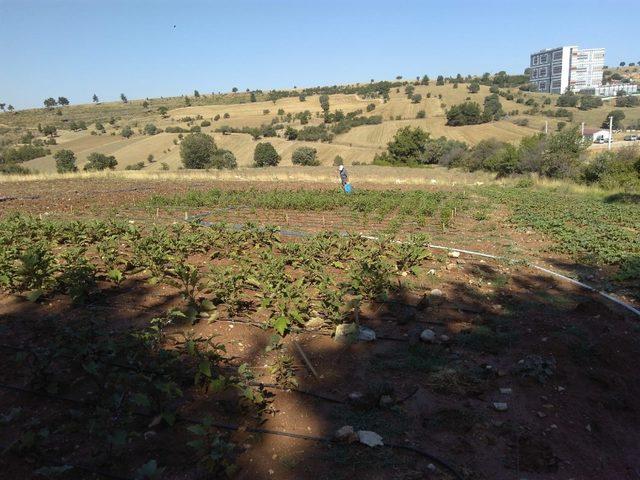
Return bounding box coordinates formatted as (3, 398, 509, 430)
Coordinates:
(84, 152, 117, 171)
(468, 81, 480, 94)
(556, 91, 579, 107)
(223, 113, 230, 119)
(284, 125, 298, 140)
(557, 121, 566, 131)
(200, 120, 211, 127)
(579, 95, 603, 110)
(143, 123, 158, 135)
(253, 142, 280, 167)
(416, 110, 426, 119)
(411, 93, 422, 104)
(180, 133, 216, 169)
(333, 155, 344, 166)
(161, 162, 169, 170)
(483, 94, 504, 121)
(209, 149, 237, 170)
(615, 94, 640, 107)
(54, 149, 77, 173)
(121, 126, 134, 138)
(125, 161, 145, 170)
(1, 144, 49, 163)
(446, 102, 484, 126)
(292, 147, 319, 166)
(214, 114, 221, 121)
(190, 126, 201, 133)
(366, 103, 376, 112)
(602, 110, 626, 129)
(147, 154, 155, 163)
(297, 125, 333, 142)
(581, 146, 640, 189)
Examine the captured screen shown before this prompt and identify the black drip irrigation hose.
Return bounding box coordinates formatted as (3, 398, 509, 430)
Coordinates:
(0, 382, 465, 480)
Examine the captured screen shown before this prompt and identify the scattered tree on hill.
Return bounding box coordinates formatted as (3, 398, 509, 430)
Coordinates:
(43, 97, 57, 108)
(366, 103, 376, 112)
(143, 123, 158, 135)
(333, 155, 344, 166)
(54, 149, 77, 173)
(292, 146, 319, 166)
(42, 125, 57, 137)
(446, 102, 484, 126)
(6, 105, 14, 112)
(223, 112, 230, 119)
(405, 85, 415, 98)
(158, 106, 168, 117)
(468, 81, 480, 94)
(319, 94, 330, 113)
(299, 94, 306, 102)
(57, 97, 69, 106)
(250, 92, 257, 102)
(410, 93, 422, 104)
(210, 149, 237, 169)
(184, 96, 191, 106)
(284, 125, 298, 140)
(84, 152, 117, 171)
(436, 75, 445, 86)
(602, 110, 625, 129)
(180, 132, 217, 169)
(232, 87, 238, 93)
(615, 94, 640, 107)
(421, 75, 430, 86)
(620, 62, 626, 67)
(142, 100, 149, 109)
(194, 90, 200, 98)
(120, 93, 128, 103)
(556, 91, 578, 107)
(121, 126, 134, 138)
(147, 154, 154, 163)
(416, 110, 426, 118)
(253, 142, 280, 167)
(579, 95, 603, 110)
(214, 114, 220, 121)
(385, 126, 429, 164)
(0, 103, 5, 111)
(483, 94, 504, 121)
(92, 94, 99, 103)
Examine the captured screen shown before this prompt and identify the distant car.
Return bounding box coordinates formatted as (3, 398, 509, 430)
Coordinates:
(623, 135, 638, 141)
(594, 137, 606, 144)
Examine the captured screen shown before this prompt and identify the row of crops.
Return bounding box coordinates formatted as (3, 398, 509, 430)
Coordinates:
(0, 214, 446, 478)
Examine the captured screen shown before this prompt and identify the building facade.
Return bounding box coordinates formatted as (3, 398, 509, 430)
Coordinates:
(529, 46, 605, 94)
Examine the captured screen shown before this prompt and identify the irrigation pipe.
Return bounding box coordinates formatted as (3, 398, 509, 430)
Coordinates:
(0, 382, 465, 480)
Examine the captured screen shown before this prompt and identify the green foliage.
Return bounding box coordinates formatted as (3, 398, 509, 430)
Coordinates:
(253, 142, 280, 167)
(180, 133, 217, 169)
(446, 102, 485, 126)
(54, 149, 77, 173)
(602, 110, 626, 129)
(121, 125, 134, 138)
(468, 81, 480, 93)
(292, 146, 319, 166)
(1, 144, 49, 163)
(84, 152, 118, 171)
(615, 94, 640, 107)
(556, 91, 579, 107)
(210, 149, 237, 170)
(411, 93, 422, 104)
(143, 123, 158, 135)
(579, 95, 603, 110)
(319, 94, 330, 112)
(482, 94, 504, 121)
(416, 110, 426, 119)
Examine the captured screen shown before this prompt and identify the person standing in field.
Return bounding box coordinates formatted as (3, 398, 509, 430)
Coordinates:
(338, 164, 351, 192)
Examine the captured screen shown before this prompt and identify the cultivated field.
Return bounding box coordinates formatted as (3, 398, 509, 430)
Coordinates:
(0, 176, 638, 480)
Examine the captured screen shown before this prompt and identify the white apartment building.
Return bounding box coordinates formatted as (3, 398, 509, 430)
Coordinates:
(529, 46, 605, 94)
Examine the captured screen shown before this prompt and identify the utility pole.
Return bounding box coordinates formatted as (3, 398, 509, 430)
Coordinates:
(608, 115, 613, 150)
(545, 120, 548, 135)
(581, 122, 585, 136)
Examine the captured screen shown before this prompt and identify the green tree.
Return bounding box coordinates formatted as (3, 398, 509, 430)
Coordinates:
(333, 155, 344, 166)
(57, 96, 69, 106)
(92, 94, 99, 103)
(54, 149, 77, 173)
(42, 125, 57, 137)
(386, 126, 430, 164)
(250, 92, 257, 102)
(483, 94, 504, 121)
(194, 89, 200, 98)
(232, 87, 238, 93)
(421, 75, 430, 86)
(284, 125, 298, 140)
(8, 105, 14, 112)
(579, 95, 603, 110)
(253, 142, 280, 167)
(405, 85, 415, 98)
(602, 110, 626, 129)
(84, 152, 117, 171)
(180, 132, 217, 169)
(540, 127, 588, 178)
(121, 126, 134, 138)
(292, 146, 319, 166)
(436, 75, 445, 86)
(416, 110, 426, 119)
(468, 81, 480, 94)
(120, 93, 128, 103)
(158, 106, 168, 117)
(142, 100, 149, 109)
(0, 103, 5, 111)
(143, 123, 158, 135)
(319, 94, 330, 113)
(299, 94, 306, 102)
(446, 102, 484, 126)
(411, 93, 422, 104)
(43, 97, 57, 108)
(210, 149, 237, 169)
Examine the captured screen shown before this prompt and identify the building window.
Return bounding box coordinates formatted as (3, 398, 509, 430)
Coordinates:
(552, 65, 562, 75)
(539, 67, 547, 77)
(552, 51, 562, 60)
(540, 54, 548, 63)
(551, 80, 561, 88)
(533, 56, 539, 65)
(539, 82, 546, 91)
(531, 70, 538, 79)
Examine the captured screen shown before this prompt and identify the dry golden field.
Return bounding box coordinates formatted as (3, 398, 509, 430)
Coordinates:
(5, 77, 640, 173)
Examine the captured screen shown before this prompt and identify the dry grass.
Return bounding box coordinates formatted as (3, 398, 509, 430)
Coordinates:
(0, 164, 502, 186)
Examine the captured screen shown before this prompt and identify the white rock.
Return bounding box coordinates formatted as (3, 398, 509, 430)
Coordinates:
(427, 463, 437, 472)
(334, 323, 358, 343)
(334, 425, 357, 443)
(305, 317, 325, 329)
(420, 329, 436, 343)
(440, 334, 450, 342)
(447, 250, 461, 258)
(499, 388, 512, 395)
(357, 326, 376, 342)
(427, 269, 436, 275)
(357, 430, 384, 447)
(493, 402, 508, 412)
(379, 395, 394, 408)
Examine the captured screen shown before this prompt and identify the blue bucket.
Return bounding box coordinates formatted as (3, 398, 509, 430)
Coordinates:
(344, 183, 352, 194)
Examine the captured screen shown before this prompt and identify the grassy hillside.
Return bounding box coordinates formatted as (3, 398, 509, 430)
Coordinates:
(4, 71, 640, 173)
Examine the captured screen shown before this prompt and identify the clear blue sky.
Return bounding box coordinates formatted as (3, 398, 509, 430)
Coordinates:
(0, 0, 637, 110)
